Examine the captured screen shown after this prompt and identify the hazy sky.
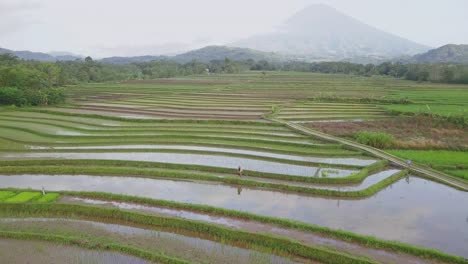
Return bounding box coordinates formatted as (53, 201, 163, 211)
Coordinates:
(1, 0, 467, 57)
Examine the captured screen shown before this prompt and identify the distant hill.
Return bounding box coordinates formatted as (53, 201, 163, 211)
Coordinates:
(172, 46, 286, 63)
(232, 4, 429, 60)
(0, 47, 81, 62)
(100, 46, 287, 64)
(100, 55, 167, 64)
(410, 44, 468, 64)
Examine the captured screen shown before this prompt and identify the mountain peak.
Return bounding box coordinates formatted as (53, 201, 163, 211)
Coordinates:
(292, 3, 340, 15)
(233, 5, 429, 59)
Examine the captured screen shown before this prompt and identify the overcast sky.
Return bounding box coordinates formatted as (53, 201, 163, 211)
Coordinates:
(1, 0, 467, 57)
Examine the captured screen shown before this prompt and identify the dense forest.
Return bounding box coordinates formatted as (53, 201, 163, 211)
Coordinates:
(1, 53, 468, 107)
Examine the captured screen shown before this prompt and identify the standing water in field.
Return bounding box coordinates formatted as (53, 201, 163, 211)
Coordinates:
(0, 239, 150, 264)
(0, 218, 299, 264)
(0, 174, 467, 257)
(1, 152, 357, 178)
(28, 145, 377, 166)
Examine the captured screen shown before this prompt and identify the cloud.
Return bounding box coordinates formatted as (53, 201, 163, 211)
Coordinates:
(1, 0, 468, 56)
(0, 0, 42, 37)
(0, 0, 42, 17)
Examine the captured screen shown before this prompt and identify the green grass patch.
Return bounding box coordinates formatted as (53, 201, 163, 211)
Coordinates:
(35, 193, 60, 203)
(3, 192, 42, 203)
(0, 191, 16, 201)
(388, 150, 468, 167)
(444, 170, 468, 181)
(384, 104, 467, 118)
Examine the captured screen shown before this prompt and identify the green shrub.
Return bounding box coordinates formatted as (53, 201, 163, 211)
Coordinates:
(0, 87, 26, 106)
(0, 87, 65, 107)
(354, 131, 395, 149)
(446, 115, 467, 128)
(24, 89, 48, 106)
(45, 88, 66, 104)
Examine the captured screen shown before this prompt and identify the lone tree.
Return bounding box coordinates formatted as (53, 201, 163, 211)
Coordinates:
(85, 56, 93, 63)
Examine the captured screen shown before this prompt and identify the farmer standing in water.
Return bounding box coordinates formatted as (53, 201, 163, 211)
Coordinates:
(237, 166, 243, 177)
(406, 159, 412, 169)
(405, 160, 412, 183)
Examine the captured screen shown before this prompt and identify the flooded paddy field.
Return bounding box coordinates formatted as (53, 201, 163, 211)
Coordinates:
(27, 144, 377, 166)
(0, 239, 151, 264)
(61, 196, 448, 264)
(1, 152, 358, 178)
(0, 174, 467, 258)
(0, 218, 300, 264)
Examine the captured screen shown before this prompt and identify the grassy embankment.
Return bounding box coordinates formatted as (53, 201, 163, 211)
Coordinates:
(0, 192, 466, 264)
(0, 162, 401, 198)
(0, 203, 378, 264)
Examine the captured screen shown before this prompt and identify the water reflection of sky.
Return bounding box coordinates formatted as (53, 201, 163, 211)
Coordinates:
(0, 174, 467, 258)
(1, 152, 357, 178)
(29, 145, 377, 166)
(0, 218, 296, 264)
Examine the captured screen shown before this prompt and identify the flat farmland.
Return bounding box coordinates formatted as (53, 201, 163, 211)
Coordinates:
(1, 72, 468, 264)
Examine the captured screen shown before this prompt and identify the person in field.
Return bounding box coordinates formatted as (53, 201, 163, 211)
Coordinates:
(237, 166, 243, 177)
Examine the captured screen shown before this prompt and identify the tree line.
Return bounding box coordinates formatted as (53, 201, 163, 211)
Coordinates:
(0, 55, 242, 106)
(2, 53, 468, 107)
(0, 54, 65, 106)
(249, 60, 468, 84)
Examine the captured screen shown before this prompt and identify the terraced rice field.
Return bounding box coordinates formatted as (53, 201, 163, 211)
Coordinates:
(275, 102, 389, 122)
(384, 88, 468, 117)
(1, 72, 467, 264)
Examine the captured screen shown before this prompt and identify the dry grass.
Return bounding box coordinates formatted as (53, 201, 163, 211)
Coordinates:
(308, 116, 468, 150)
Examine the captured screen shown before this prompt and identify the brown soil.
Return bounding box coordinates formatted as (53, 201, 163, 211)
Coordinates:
(307, 116, 468, 150)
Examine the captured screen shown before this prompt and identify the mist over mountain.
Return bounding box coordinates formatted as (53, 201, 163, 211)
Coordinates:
(0, 47, 81, 62)
(232, 4, 430, 60)
(6, 4, 468, 66)
(100, 46, 287, 64)
(100, 55, 166, 64)
(171, 46, 286, 63)
(410, 44, 468, 64)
